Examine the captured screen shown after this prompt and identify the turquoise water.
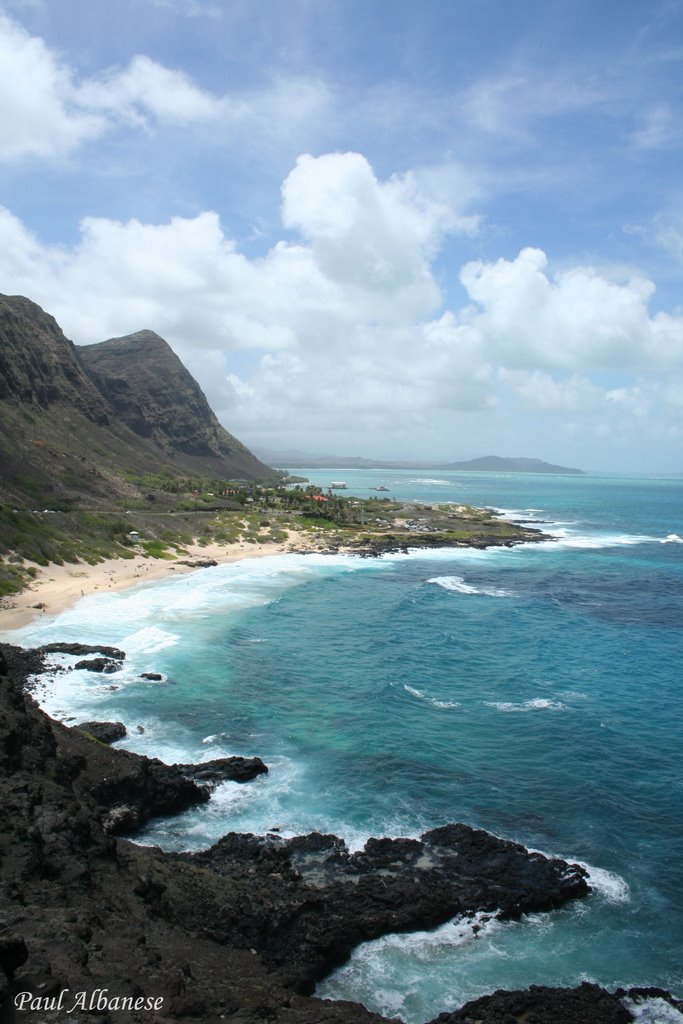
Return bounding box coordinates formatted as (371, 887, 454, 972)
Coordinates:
(10, 470, 683, 1022)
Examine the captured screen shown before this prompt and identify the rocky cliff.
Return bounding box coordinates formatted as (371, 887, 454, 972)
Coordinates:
(0, 294, 275, 505)
(79, 330, 257, 471)
(1, 643, 679, 1024)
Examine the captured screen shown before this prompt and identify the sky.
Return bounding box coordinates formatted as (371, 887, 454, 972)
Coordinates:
(1, 0, 683, 472)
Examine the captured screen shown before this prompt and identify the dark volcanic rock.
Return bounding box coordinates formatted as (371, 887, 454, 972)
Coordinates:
(1, 641, 677, 1024)
(177, 755, 268, 785)
(176, 558, 219, 568)
(75, 720, 127, 744)
(41, 642, 126, 659)
(140, 671, 163, 680)
(74, 656, 122, 673)
(173, 823, 589, 991)
(428, 982, 633, 1023)
(0, 642, 385, 1024)
(65, 730, 210, 834)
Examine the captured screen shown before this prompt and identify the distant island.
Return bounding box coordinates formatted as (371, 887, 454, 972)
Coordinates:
(253, 448, 585, 475)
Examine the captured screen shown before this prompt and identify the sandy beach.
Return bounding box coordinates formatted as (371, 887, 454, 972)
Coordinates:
(0, 529, 327, 634)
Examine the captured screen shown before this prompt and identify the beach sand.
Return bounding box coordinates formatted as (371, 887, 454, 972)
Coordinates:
(0, 529, 328, 633)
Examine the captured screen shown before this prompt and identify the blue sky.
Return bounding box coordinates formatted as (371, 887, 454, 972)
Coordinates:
(1, 0, 682, 471)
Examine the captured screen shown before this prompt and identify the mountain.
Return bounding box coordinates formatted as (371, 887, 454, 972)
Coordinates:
(440, 456, 584, 474)
(0, 294, 276, 506)
(79, 330, 256, 468)
(253, 448, 584, 475)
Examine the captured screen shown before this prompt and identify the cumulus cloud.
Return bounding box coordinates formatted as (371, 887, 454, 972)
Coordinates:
(1, 151, 682, 457)
(460, 247, 683, 371)
(281, 152, 447, 321)
(0, 13, 103, 160)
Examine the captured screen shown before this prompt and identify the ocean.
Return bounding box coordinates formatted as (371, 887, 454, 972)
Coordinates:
(8, 469, 683, 1022)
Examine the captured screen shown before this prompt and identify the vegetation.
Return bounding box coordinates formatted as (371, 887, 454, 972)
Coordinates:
(0, 475, 544, 600)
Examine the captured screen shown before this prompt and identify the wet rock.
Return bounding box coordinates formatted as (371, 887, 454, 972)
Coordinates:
(1, 641, 678, 1024)
(40, 642, 126, 660)
(141, 672, 163, 680)
(427, 981, 633, 1023)
(177, 757, 268, 787)
(74, 657, 122, 673)
(176, 559, 218, 568)
(75, 721, 127, 744)
(174, 824, 589, 991)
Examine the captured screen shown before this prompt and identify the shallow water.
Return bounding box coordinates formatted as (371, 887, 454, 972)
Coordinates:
(11, 470, 683, 1022)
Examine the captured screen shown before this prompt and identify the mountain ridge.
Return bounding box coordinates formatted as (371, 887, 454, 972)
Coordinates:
(253, 447, 584, 475)
(0, 294, 276, 506)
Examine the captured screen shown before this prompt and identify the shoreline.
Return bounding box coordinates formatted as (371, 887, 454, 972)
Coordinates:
(0, 528, 332, 633)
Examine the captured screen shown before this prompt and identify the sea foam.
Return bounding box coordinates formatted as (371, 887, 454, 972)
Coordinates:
(427, 575, 513, 597)
(484, 698, 567, 713)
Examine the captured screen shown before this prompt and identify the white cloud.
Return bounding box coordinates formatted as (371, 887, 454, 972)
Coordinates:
(281, 152, 448, 322)
(499, 369, 601, 411)
(0, 12, 329, 163)
(76, 54, 227, 126)
(1, 154, 682, 461)
(460, 247, 683, 371)
(0, 13, 104, 160)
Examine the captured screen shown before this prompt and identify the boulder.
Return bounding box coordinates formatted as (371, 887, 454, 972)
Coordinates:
(177, 756, 268, 787)
(74, 657, 122, 673)
(75, 721, 127, 744)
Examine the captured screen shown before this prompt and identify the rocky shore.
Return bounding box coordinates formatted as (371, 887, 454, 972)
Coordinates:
(1, 643, 680, 1023)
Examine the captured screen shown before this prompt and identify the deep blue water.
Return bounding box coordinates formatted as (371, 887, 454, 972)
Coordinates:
(10, 470, 683, 1022)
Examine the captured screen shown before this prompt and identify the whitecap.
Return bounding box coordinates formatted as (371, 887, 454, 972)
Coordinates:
(427, 575, 513, 597)
(404, 684, 460, 710)
(408, 478, 452, 486)
(542, 528, 659, 550)
(484, 698, 567, 712)
(622, 997, 683, 1022)
(581, 864, 631, 904)
(317, 911, 502, 1016)
(121, 625, 180, 654)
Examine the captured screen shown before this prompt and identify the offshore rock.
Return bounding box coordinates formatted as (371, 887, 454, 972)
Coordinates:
(73, 656, 122, 673)
(177, 755, 269, 786)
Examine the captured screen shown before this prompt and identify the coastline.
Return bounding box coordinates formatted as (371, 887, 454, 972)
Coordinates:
(0, 528, 331, 633)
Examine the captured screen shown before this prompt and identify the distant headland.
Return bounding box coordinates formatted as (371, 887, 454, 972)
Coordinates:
(253, 448, 585, 475)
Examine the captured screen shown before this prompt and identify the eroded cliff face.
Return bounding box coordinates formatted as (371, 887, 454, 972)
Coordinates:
(0, 294, 275, 505)
(78, 330, 262, 470)
(0, 296, 108, 424)
(2, 642, 677, 1024)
